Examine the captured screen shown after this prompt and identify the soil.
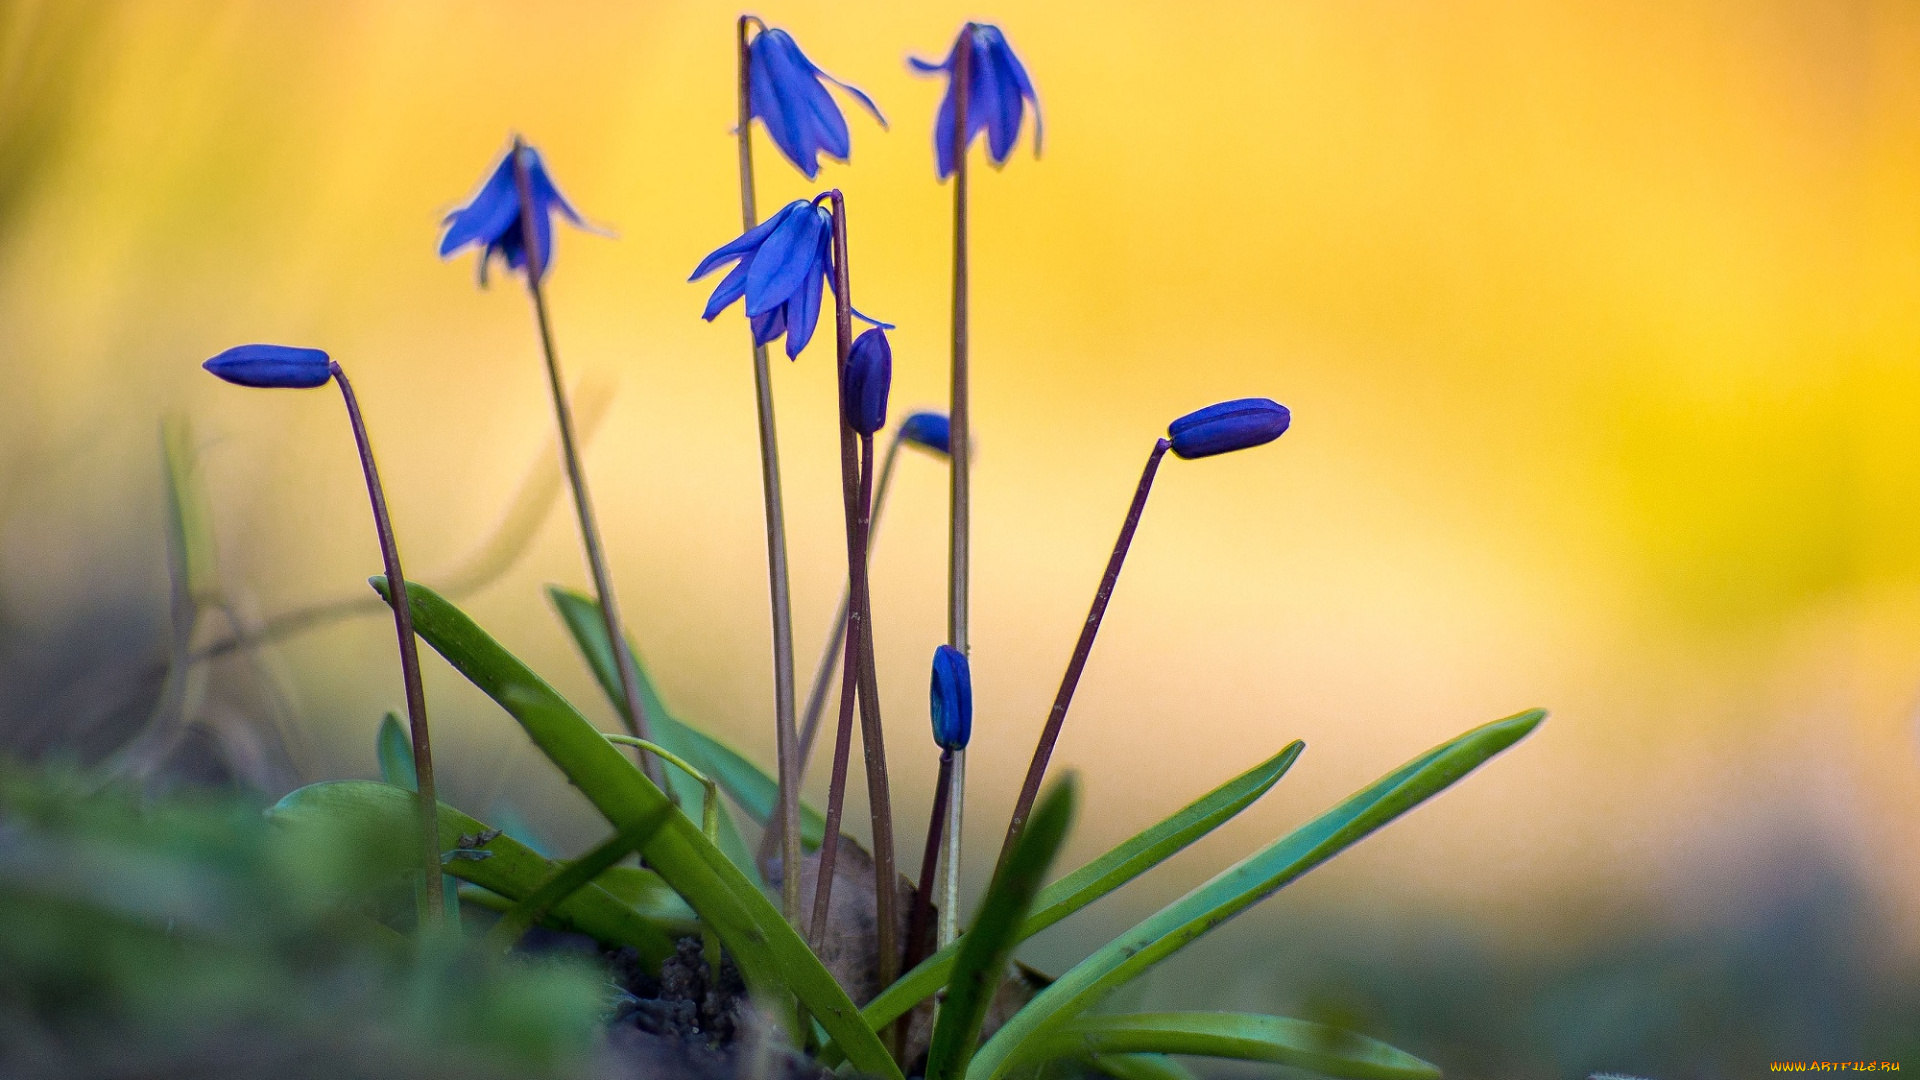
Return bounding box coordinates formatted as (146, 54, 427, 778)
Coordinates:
(599, 938, 830, 1080)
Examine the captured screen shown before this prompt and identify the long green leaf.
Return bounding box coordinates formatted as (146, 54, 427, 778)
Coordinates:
(548, 585, 827, 852)
(376, 712, 417, 790)
(374, 578, 902, 1080)
(927, 776, 1078, 1080)
(486, 806, 672, 948)
(863, 742, 1304, 1033)
(1027, 1013, 1439, 1080)
(269, 781, 689, 965)
(968, 709, 1544, 1080)
(1087, 1054, 1203, 1080)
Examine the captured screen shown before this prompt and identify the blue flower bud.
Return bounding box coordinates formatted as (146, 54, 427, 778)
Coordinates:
(898, 410, 951, 456)
(202, 344, 333, 389)
(930, 644, 972, 751)
(842, 327, 892, 436)
(1167, 398, 1291, 460)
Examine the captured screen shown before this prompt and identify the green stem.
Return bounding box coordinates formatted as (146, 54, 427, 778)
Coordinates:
(330, 361, 440, 928)
(509, 136, 667, 794)
(736, 14, 803, 928)
(942, 747, 965, 948)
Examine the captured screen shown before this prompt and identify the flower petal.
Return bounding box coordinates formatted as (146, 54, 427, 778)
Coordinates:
(782, 229, 832, 357)
(701, 258, 751, 321)
(750, 34, 819, 179)
(438, 154, 519, 257)
(983, 35, 1026, 163)
(690, 201, 796, 281)
(744, 204, 826, 317)
(752, 305, 787, 347)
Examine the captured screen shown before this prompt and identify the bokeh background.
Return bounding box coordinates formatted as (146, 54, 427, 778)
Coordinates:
(5, 0, 1920, 1073)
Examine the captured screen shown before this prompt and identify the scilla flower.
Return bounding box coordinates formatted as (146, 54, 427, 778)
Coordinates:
(898, 410, 951, 456)
(438, 142, 585, 284)
(842, 328, 892, 436)
(203, 344, 333, 389)
(911, 23, 1042, 179)
(692, 199, 889, 358)
(748, 25, 886, 179)
(930, 644, 972, 751)
(1167, 398, 1292, 460)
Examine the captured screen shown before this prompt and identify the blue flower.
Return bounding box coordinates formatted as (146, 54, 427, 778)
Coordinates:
(910, 23, 1042, 179)
(842, 328, 892, 436)
(929, 644, 972, 751)
(438, 142, 585, 285)
(203, 344, 333, 389)
(691, 199, 891, 359)
(1167, 398, 1292, 460)
(748, 25, 886, 180)
(898, 411, 951, 456)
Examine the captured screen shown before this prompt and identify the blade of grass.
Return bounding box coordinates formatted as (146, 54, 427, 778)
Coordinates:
(485, 806, 672, 949)
(966, 709, 1543, 1080)
(549, 585, 826, 850)
(926, 776, 1077, 1080)
(861, 742, 1303, 1034)
(1026, 1012, 1439, 1080)
(375, 578, 902, 1080)
(376, 712, 417, 790)
(269, 780, 690, 965)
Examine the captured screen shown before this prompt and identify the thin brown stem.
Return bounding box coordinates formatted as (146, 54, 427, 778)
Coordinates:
(948, 28, 973, 659)
(509, 137, 665, 792)
(331, 362, 439, 927)
(999, 438, 1172, 868)
(796, 431, 905, 777)
(829, 190, 901, 1002)
(806, 588, 861, 951)
(736, 15, 804, 928)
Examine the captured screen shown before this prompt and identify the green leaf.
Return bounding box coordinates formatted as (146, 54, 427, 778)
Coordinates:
(547, 585, 826, 852)
(269, 780, 690, 966)
(967, 709, 1544, 1080)
(373, 578, 902, 1080)
(1026, 1013, 1440, 1080)
(376, 712, 417, 791)
(926, 776, 1078, 1080)
(486, 806, 673, 948)
(1086, 1054, 1203, 1080)
(863, 743, 1304, 1033)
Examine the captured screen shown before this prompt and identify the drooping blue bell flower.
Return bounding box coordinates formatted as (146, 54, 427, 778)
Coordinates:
(439, 142, 585, 285)
(929, 644, 972, 752)
(910, 23, 1042, 179)
(1167, 398, 1292, 460)
(748, 25, 886, 180)
(898, 411, 951, 456)
(691, 199, 891, 359)
(203, 344, 334, 389)
(842, 328, 892, 436)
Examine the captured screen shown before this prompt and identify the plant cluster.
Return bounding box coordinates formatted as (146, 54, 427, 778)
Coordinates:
(70, 14, 1546, 1080)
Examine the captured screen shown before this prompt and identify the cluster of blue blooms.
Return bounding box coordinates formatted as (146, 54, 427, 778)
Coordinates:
(199, 15, 1292, 907)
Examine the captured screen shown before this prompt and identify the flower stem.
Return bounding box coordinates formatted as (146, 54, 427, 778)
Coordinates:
(905, 749, 953, 969)
(330, 361, 440, 928)
(829, 190, 901, 999)
(796, 430, 906, 778)
(736, 14, 803, 928)
(998, 438, 1171, 867)
(948, 27, 973, 662)
(806, 551, 862, 949)
(940, 747, 964, 949)
(509, 138, 666, 794)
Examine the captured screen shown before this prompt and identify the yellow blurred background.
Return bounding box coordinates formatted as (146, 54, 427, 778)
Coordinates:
(4, 0, 1920, 974)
